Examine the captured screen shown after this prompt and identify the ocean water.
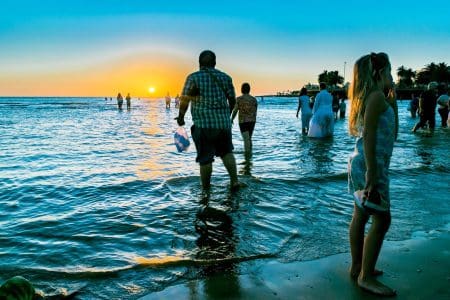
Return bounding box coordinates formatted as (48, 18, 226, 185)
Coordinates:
(0, 97, 449, 299)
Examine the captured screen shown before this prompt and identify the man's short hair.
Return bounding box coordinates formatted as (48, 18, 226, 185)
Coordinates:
(319, 82, 327, 90)
(241, 83, 250, 94)
(199, 50, 216, 68)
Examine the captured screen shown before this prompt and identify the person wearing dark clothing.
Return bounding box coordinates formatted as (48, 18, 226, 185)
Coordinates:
(332, 93, 340, 120)
(339, 98, 346, 119)
(126, 93, 131, 110)
(409, 93, 419, 118)
(437, 84, 449, 128)
(412, 82, 438, 132)
(117, 93, 123, 110)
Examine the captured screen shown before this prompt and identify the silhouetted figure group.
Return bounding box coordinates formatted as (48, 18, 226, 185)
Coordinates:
(116, 93, 131, 110)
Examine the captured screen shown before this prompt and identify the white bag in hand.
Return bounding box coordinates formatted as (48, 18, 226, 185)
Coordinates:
(174, 126, 190, 152)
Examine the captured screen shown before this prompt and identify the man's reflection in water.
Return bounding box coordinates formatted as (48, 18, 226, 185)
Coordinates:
(193, 192, 240, 298)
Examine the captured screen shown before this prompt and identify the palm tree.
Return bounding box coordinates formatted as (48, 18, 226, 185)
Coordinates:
(415, 63, 435, 85)
(327, 71, 344, 86)
(435, 62, 450, 83)
(318, 70, 344, 87)
(318, 70, 329, 84)
(397, 66, 415, 87)
(416, 62, 450, 85)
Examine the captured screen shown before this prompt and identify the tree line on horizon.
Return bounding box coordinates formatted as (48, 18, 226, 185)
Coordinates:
(278, 61, 449, 96)
(396, 62, 449, 88)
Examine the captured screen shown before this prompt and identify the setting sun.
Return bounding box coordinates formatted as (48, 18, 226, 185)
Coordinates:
(148, 87, 155, 94)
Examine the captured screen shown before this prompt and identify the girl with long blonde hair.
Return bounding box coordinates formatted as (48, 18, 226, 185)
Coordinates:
(348, 52, 398, 296)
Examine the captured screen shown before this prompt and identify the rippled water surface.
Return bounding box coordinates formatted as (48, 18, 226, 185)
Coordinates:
(0, 97, 449, 299)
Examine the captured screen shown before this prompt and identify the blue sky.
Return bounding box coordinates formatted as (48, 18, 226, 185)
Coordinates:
(0, 0, 449, 96)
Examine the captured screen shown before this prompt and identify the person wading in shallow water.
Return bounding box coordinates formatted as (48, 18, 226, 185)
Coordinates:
(348, 52, 398, 297)
(126, 93, 131, 110)
(175, 50, 241, 190)
(296, 87, 313, 135)
(412, 81, 438, 133)
(232, 82, 258, 160)
(117, 93, 123, 110)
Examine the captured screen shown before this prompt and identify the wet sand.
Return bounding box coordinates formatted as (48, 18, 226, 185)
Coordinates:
(140, 230, 450, 299)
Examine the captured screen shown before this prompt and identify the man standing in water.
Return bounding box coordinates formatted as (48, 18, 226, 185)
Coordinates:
(117, 93, 123, 110)
(165, 93, 171, 109)
(412, 81, 438, 133)
(126, 93, 131, 110)
(176, 50, 240, 190)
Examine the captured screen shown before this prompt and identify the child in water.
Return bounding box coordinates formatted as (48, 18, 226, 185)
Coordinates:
(348, 52, 398, 296)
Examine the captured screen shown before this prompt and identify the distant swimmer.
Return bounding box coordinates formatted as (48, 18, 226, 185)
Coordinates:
(174, 94, 180, 108)
(126, 93, 131, 110)
(117, 93, 123, 110)
(165, 93, 171, 109)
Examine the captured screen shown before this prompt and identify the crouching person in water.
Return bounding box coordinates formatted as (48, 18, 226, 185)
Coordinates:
(232, 83, 258, 161)
(348, 52, 398, 296)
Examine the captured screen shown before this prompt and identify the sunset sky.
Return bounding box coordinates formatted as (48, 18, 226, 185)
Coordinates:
(1, 0, 449, 97)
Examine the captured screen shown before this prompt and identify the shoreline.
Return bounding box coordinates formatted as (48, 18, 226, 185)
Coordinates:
(140, 229, 450, 299)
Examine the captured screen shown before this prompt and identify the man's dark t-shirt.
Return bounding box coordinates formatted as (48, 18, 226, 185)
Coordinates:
(419, 90, 437, 116)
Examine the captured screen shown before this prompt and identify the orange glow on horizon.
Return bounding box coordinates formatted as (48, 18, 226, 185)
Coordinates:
(0, 53, 193, 98)
(0, 52, 310, 97)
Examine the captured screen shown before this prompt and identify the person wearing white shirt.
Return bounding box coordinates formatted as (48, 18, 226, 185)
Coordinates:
(296, 87, 313, 135)
(307, 82, 334, 138)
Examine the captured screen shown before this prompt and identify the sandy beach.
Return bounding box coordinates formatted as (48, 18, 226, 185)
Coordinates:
(141, 229, 450, 299)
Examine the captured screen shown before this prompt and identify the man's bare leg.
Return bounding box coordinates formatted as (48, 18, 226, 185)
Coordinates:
(200, 163, 212, 190)
(221, 153, 239, 188)
(242, 131, 251, 161)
